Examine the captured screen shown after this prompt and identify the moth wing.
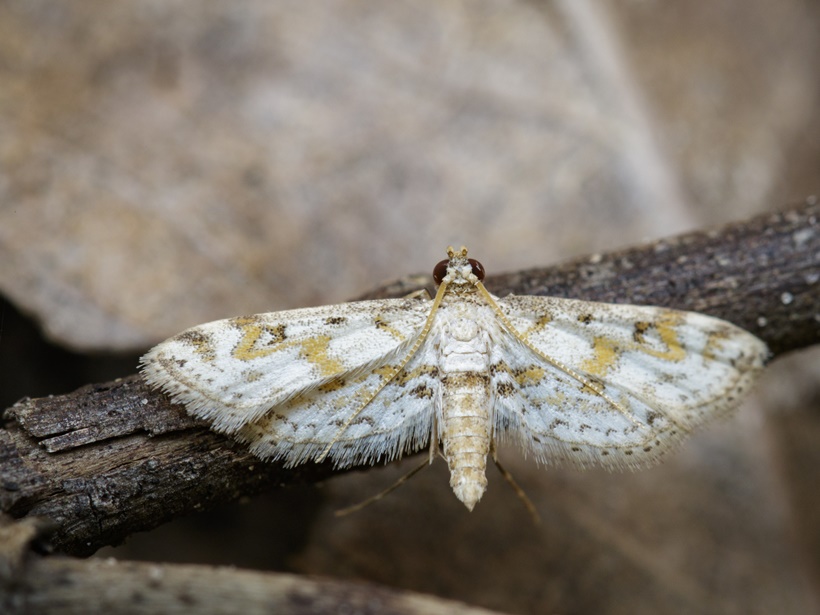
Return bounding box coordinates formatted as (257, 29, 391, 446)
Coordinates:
(141, 296, 431, 434)
(491, 294, 768, 468)
(235, 339, 441, 468)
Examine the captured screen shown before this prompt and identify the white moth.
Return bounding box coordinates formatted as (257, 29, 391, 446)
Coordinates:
(141, 247, 768, 511)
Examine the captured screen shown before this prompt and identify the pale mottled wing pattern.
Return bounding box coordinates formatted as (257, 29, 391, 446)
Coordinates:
(236, 340, 441, 468)
(491, 294, 768, 468)
(141, 296, 432, 435)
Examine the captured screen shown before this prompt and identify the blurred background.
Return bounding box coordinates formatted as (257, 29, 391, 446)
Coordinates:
(1, 2, 818, 614)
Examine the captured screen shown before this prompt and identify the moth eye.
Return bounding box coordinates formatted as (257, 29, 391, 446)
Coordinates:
(432, 259, 449, 285)
(468, 258, 485, 281)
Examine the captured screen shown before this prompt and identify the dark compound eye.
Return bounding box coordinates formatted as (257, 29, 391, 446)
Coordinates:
(432, 259, 449, 285)
(432, 256, 486, 284)
(468, 258, 485, 281)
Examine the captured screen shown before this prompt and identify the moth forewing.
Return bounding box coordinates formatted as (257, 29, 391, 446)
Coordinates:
(141, 297, 432, 434)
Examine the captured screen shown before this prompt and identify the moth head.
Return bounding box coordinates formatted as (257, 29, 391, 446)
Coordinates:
(433, 245, 486, 286)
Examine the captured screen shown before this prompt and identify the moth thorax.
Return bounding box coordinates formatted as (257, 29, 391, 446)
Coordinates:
(448, 319, 480, 342)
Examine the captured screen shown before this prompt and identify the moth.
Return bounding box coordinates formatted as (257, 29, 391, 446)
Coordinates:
(141, 246, 768, 511)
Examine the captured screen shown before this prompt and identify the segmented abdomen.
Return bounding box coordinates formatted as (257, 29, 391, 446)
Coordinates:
(441, 371, 492, 510)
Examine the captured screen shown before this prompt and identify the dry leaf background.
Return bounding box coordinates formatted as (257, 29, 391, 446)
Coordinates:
(1, 2, 819, 614)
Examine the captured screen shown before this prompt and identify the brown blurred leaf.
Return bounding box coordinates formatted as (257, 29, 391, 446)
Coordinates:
(0, 1, 816, 351)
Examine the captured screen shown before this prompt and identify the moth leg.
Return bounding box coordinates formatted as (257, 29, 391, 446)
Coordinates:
(334, 458, 430, 517)
(429, 415, 440, 464)
(491, 443, 540, 525)
(403, 288, 433, 300)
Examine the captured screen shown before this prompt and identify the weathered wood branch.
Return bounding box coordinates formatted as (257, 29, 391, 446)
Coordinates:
(0, 516, 508, 615)
(364, 200, 819, 356)
(1, 200, 818, 558)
